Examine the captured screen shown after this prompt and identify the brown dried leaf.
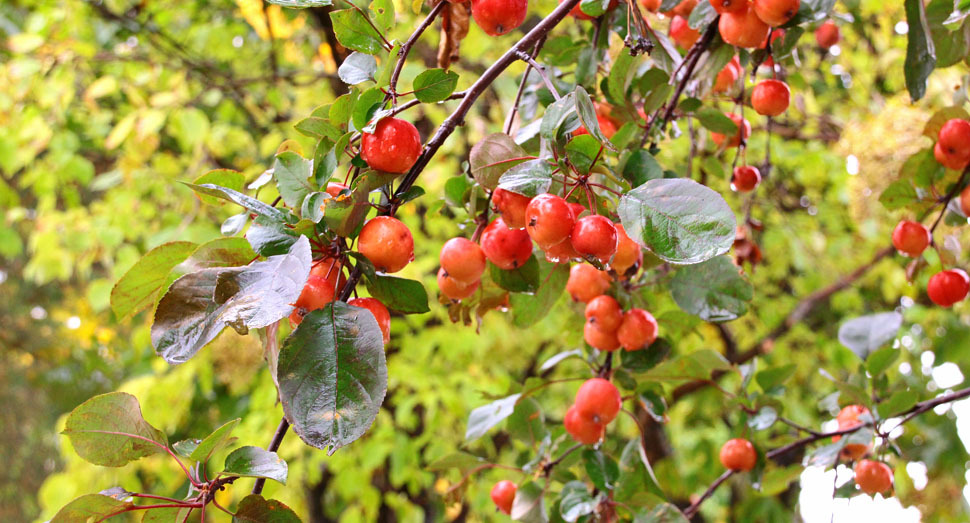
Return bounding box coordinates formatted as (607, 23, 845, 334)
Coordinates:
(438, 1, 470, 70)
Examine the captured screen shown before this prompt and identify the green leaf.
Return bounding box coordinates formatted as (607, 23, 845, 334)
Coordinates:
(426, 452, 486, 471)
(510, 260, 569, 327)
(277, 302, 388, 454)
(927, 0, 969, 67)
(61, 392, 168, 467)
(583, 449, 620, 490)
(497, 159, 555, 197)
(837, 312, 903, 360)
(185, 183, 290, 223)
(924, 106, 970, 138)
(641, 350, 731, 382)
(565, 135, 602, 175)
(364, 274, 430, 314)
(193, 170, 246, 206)
(301, 192, 328, 223)
(222, 446, 288, 485)
(173, 439, 200, 458)
(142, 506, 193, 522)
(879, 388, 919, 417)
(560, 481, 596, 521)
(622, 150, 664, 188)
(669, 255, 753, 321)
(274, 152, 315, 209)
(579, 0, 610, 16)
(247, 215, 300, 256)
(330, 9, 386, 55)
(759, 464, 803, 496)
(879, 179, 922, 210)
(465, 393, 522, 441)
(755, 363, 797, 392)
(608, 51, 641, 104)
(352, 87, 385, 132)
(867, 346, 900, 376)
(695, 108, 739, 135)
(337, 51, 377, 85)
(618, 178, 736, 265)
(232, 495, 302, 523)
(152, 237, 312, 364)
(370, 0, 394, 32)
(748, 406, 777, 430)
(541, 92, 579, 144)
(511, 481, 548, 523)
(620, 338, 672, 372)
(574, 86, 618, 152)
(412, 68, 460, 103)
(490, 256, 540, 293)
(904, 0, 937, 101)
(507, 397, 548, 445)
(687, 0, 717, 28)
(51, 494, 133, 523)
(469, 133, 529, 190)
(110, 241, 197, 320)
(634, 502, 689, 522)
(188, 418, 240, 463)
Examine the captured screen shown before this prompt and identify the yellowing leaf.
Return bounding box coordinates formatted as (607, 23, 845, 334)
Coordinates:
(105, 112, 138, 150)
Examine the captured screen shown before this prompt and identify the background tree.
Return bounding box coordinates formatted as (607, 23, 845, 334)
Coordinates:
(2, 0, 970, 521)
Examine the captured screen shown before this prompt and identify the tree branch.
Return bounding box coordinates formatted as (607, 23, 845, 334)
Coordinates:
(251, 418, 290, 495)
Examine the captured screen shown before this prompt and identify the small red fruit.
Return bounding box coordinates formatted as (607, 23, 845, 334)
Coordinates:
(358, 216, 415, 273)
(713, 57, 741, 93)
(719, 8, 770, 48)
(348, 297, 390, 344)
(490, 480, 517, 515)
(440, 237, 487, 284)
(585, 295, 623, 332)
(492, 188, 531, 229)
(815, 20, 839, 49)
(566, 264, 612, 302)
(544, 237, 581, 263)
(526, 193, 576, 248)
(574, 378, 621, 425)
(752, 0, 799, 27)
(854, 460, 893, 496)
(326, 182, 349, 197)
(310, 256, 347, 290)
(617, 308, 658, 351)
(711, 0, 748, 14)
(289, 275, 337, 326)
(361, 118, 422, 174)
(961, 185, 970, 216)
(438, 268, 480, 300)
(934, 141, 970, 170)
(927, 269, 970, 307)
(732, 165, 761, 192)
(751, 79, 790, 116)
(938, 119, 970, 163)
(471, 0, 528, 36)
(834, 404, 871, 460)
(564, 404, 605, 444)
(481, 217, 533, 270)
(564, 0, 618, 20)
(664, 0, 697, 17)
(641, 0, 661, 12)
(712, 113, 751, 148)
(891, 220, 930, 257)
(571, 215, 618, 262)
(584, 321, 621, 351)
(670, 15, 701, 49)
(719, 438, 757, 471)
(611, 223, 642, 277)
(574, 114, 618, 140)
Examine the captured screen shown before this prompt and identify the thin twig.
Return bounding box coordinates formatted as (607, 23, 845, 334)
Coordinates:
(387, 0, 448, 102)
(252, 418, 290, 495)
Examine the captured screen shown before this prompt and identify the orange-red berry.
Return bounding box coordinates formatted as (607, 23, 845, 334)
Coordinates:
(490, 480, 517, 515)
(566, 264, 612, 303)
(471, 0, 528, 36)
(751, 79, 791, 116)
(574, 378, 622, 425)
(361, 118, 422, 174)
(732, 166, 761, 192)
(358, 216, 415, 273)
(855, 460, 893, 495)
(492, 188, 531, 229)
(481, 217, 533, 270)
(720, 438, 757, 471)
(928, 269, 970, 307)
(348, 297, 391, 344)
(564, 404, 605, 444)
(440, 237, 487, 284)
(891, 220, 931, 258)
(617, 308, 658, 351)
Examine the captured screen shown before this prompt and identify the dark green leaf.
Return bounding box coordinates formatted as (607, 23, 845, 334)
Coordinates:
(687, 0, 717, 29)
(623, 150, 664, 188)
(559, 481, 595, 522)
(364, 274, 430, 314)
(507, 397, 548, 445)
(867, 346, 900, 376)
(510, 260, 569, 327)
(490, 256, 540, 293)
(426, 452, 486, 471)
(185, 183, 290, 223)
(574, 86, 618, 152)
(152, 237, 312, 364)
(904, 0, 937, 101)
(879, 179, 922, 210)
(669, 255, 753, 321)
(837, 311, 903, 360)
(274, 152, 315, 209)
(695, 108, 739, 135)
(330, 9, 385, 55)
(193, 170, 245, 206)
(352, 87, 385, 132)
(188, 418, 240, 463)
(497, 159, 555, 197)
(232, 495, 302, 523)
(110, 241, 197, 320)
(301, 192, 328, 223)
(879, 389, 919, 417)
(755, 363, 797, 392)
(620, 338, 672, 372)
(222, 446, 288, 485)
(565, 135, 603, 175)
(277, 302, 387, 454)
(641, 350, 731, 382)
(247, 215, 299, 256)
(61, 392, 168, 467)
(618, 178, 736, 265)
(541, 92, 579, 144)
(583, 449, 619, 490)
(412, 68, 460, 103)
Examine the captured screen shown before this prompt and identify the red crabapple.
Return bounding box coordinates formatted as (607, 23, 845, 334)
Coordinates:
(471, 0, 528, 36)
(326, 182, 349, 197)
(934, 142, 970, 170)
(437, 268, 480, 300)
(571, 215, 618, 262)
(584, 321, 621, 351)
(938, 119, 970, 163)
(834, 404, 871, 460)
(927, 269, 970, 307)
(543, 237, 580, 263)
(712, 113, 751, 148)
(440, 237, 487, 284)
(664, 0, 697, 18)
(713, 57, 741, 93)
(711, 0, 748, 14)
(670, 15, 700, 49)
(310, 256, 347, 290)
(574, 114, 618, 140)
(641, 0, 661, 11)
(752, 0, 800, 27)
(815, 20, 839, 48)
(617, 308, 658, 351)
(751, 79, 791, 116)
(585, 295, 623, 332)
(526, 193, 576, 248)
(891, 220, 930, 258)
(611, 223, 642, 277)
(719, 438, 757, 471)
(719, 8, 770, 48)
(490, 480, 517, 515)
(566, 264, 612, 303)
(348, 297, 391, 344)
(564, 404, 605, 444)
(961, 185, 970, 217)
(361, 118, 422, 174)
(574, 377, 621, 425)
(288, 275, 337, 326)
(854, 460, 893, 495)
(732, 166, 761, 192)
(492, 188, 531, 229)
(358, 216, 414, 273)
(480, 217, 533, 270)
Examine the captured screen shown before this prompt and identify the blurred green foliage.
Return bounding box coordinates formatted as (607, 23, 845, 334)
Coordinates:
(2, 0, 970, 521)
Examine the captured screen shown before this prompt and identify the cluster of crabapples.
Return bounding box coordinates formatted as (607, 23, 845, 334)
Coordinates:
(289, 115, 425, 342)
(891, 118, 970, 308)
